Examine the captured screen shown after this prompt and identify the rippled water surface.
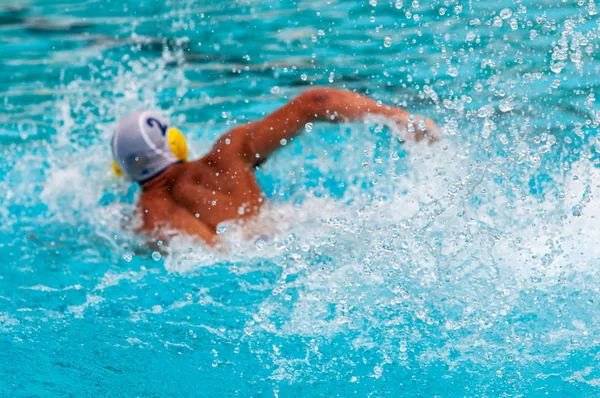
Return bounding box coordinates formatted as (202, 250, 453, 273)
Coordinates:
(2, 0, 600, 396)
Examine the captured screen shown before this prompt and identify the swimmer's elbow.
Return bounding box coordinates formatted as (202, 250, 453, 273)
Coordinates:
(295, 88, 331, 116)
(300, 88, 331, 104)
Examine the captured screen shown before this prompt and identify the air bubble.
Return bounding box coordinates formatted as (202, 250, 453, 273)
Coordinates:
(152, 251, 161, 261)
(384, 37, 392, 47)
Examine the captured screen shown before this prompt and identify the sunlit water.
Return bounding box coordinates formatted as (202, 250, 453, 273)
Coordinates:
(1, 0, 600, 396)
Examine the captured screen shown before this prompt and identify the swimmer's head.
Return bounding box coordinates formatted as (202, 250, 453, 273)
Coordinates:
(111, 110, 188, 183)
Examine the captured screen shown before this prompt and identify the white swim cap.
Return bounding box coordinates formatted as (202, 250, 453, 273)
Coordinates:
(111, 110, 188, 183)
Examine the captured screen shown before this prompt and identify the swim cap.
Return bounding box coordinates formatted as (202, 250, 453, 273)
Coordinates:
(111, 110, 188, 183)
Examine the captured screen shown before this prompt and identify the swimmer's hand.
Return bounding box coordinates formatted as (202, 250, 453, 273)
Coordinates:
(390, 110, 441, 144)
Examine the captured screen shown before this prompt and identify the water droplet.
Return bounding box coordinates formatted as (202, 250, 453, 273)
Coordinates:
(152, 251, 161, 261)
(225, 138, 231, 145)
(280, 138, 287, 146)
(499, 97, 515, 112)
(152, 305, 163, 314)
(383, 37, 392, 47)
(551, 61, 565, 74)
(500, 8, 512, 19)
(477, 105, 494, 118)
(300, 73, 307, 81)
(395, 0, 403, 9)
(305, 122, 313, 132)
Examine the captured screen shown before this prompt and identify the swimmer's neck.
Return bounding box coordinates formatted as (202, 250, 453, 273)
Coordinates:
(140, 164, 182, 192)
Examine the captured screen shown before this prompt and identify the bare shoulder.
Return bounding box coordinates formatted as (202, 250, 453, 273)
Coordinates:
(137, 190, 176, 234)
(202, 122, 257, 170)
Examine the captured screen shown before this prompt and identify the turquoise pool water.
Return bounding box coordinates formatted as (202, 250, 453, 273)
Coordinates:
(2, 0, 600, 396)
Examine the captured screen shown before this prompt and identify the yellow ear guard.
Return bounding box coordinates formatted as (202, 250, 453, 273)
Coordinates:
(112, 161, 123, 176)
(167, 127, 188, 162)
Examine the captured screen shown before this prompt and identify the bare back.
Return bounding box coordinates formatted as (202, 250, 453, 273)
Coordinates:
(138, 152, 265, 245)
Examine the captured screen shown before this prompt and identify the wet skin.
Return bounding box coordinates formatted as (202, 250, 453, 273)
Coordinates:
(137, 88, 441, 246)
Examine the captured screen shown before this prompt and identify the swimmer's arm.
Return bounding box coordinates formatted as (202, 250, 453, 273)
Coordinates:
(138, 197, 218, 247)
(209, 88, 440, 167)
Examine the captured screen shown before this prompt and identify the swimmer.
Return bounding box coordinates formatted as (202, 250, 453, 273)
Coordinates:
(111, 88, 441, 246)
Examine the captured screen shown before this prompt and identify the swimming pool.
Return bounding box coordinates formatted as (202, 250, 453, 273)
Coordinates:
(1, 0, 600, 395)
